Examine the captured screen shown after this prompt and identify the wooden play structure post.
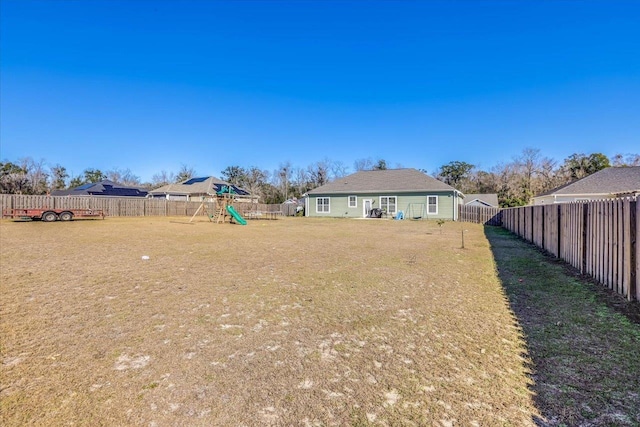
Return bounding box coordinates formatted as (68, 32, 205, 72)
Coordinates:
(189, 197, 214, 223)
(214, 192, 232, 223)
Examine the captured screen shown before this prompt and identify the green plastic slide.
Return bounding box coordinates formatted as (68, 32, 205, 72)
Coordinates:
(226, 205, 247, 225)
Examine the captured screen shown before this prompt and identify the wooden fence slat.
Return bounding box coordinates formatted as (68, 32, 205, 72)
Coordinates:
(605, 203, 613, 289)
(591, 201, 596, 280)
(622, 199, 631, 298)
(634, 200, 639, 301)
(597, 201, 603, 284)
(600, 201, 604, 280)
(616, 199, 622, 294)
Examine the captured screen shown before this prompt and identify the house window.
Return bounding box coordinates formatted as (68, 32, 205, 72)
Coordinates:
(348, 195, 357, 208)
(427, 196, 438, 214)
(380, 196, 397, 215)
(316, 197, 330, 213)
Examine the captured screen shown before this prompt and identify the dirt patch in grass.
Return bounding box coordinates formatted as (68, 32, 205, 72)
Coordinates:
(1, 217, 541, 426)
(486, 226, 640, 427)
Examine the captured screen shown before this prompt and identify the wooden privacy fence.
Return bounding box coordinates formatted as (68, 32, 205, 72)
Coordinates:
(458, 205, 502, 226)
(502, 199, 639, 301)
(0, 194, 290, 218)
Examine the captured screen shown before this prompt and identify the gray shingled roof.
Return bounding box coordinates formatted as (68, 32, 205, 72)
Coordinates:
(307, 168, 458, 194)
(536, 167, 640, 197)
(464, 193, 499, 206)
(149, 176, 250, 196)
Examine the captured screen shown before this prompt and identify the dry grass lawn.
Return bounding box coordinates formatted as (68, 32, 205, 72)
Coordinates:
(2, 217, 539, 426)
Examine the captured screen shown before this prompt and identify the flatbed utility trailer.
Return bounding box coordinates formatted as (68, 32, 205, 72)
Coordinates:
(2, 208, 105, 222)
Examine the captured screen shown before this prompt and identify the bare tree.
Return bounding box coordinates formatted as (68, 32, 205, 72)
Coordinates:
(291, 167, 310, 197)
(469, 169, 499, 194)
(490, 162, 524, 207)
(612, 153, 640, 166)
(330, 160, 349, 180)
(106, 168, 141, 186)
(514, 148, 539, 198)
(151, 170, 175, 188)
(277, 161, 292, 201)
(19, 157, 49, 194)
(307, 159, 331, 187)
(244, 166, 269, 202)
(538, 157, 561, 193)
(511, 148, 558, 203)
(354, 157, 374, 171)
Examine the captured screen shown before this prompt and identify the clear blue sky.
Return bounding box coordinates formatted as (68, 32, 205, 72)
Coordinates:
(1, 0, 639, 182)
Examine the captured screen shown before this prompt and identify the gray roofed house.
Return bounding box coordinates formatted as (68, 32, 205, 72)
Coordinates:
(305, 168, 464, 220)
(463, 193, 499, 207)
(532, 166, 640, 205)
(148, 176, 254, 202)
(51, 180, 148, 197)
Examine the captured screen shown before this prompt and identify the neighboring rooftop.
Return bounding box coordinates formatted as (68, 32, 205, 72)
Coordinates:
(51, 180, 148, 197)
(307, 168, 459, 194)
(149, 176, 250, 196)
(536, 167, 640, 197)
(464, 193, 499, 206)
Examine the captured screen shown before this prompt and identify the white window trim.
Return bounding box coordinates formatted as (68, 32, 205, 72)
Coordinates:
(379, 196, 398, 215)
(348, 195, 357, 208)
(316, 197, 330, 213)
(427, 195, 438, 215)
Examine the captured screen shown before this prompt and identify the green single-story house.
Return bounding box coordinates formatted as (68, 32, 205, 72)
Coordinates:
(305, 168, 464, 220)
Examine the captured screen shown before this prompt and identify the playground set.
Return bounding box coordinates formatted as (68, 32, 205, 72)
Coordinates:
(189, 186, 247, 225)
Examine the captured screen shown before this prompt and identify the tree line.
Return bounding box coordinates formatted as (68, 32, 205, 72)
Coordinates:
(1, 151, 638, 206)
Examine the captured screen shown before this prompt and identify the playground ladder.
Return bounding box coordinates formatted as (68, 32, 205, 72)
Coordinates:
(214, 205, 226, 223)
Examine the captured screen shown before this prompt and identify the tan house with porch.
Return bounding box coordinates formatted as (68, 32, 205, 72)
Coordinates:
(532, 167, 640, 204)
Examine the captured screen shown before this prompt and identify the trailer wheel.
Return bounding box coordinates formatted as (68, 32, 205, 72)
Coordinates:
(42, 211, 58, 222)
(59, 211, 73, 221)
